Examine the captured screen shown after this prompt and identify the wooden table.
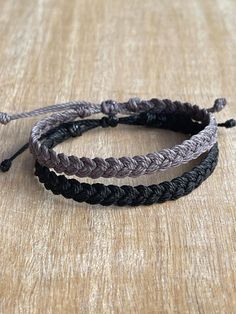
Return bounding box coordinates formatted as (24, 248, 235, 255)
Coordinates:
(0, 0, 235, 313)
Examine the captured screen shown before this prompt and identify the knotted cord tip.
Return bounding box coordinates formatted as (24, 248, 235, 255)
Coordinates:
(218, 119, 236, 129)
(0, 112, 11, 124)
(214, 98, 227, 112)
(0, 159, 12, 172)
(208, 98, 227, 113)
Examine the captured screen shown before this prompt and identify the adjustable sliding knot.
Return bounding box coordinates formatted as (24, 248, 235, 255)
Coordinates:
(208, 98, 227, 113)
(101, 100, 119, 116)
(100, 116, 119, 128)
(0, 112, 11, 125)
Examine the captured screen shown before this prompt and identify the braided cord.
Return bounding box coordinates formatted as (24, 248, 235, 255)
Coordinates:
(34, 113, 219, 206)
(30, 98, 218, 178)
(0, 97, 226, 125)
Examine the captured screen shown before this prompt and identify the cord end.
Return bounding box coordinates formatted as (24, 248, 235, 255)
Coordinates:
(218, 119, 236, 129)
(0, 112, 11, 124)
(208, 98, 227, 113)
(0, 159, 12, 172)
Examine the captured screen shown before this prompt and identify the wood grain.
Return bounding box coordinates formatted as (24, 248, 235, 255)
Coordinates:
(0, 0, 236, 313)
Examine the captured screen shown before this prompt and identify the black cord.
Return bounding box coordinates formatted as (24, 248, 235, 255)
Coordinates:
(0, 143, 29, 172)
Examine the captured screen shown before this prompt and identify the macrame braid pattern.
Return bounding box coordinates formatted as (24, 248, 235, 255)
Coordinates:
(28, 98, 225, 178)
(0, 97, 235, 207)
(34, 112, 219, 206)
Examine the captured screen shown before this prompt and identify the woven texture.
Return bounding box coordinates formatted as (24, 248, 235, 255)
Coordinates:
(29, 98, 218, 178)
(34, 113, 219, 206)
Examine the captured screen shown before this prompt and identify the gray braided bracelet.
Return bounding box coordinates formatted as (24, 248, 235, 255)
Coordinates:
(29, 98, 225, 178)
(0, 97, 226, 178)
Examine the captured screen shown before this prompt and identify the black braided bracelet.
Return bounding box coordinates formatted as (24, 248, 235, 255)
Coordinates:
(34, 112, 219, 206)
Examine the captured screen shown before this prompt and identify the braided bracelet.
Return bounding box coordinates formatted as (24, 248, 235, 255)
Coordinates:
(1, 108, 234, 206)
(29, 98, 227, 179)
(0, 97, 227, 178)
(1, 97, 235, 180)
(34, 112, 220, 206)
